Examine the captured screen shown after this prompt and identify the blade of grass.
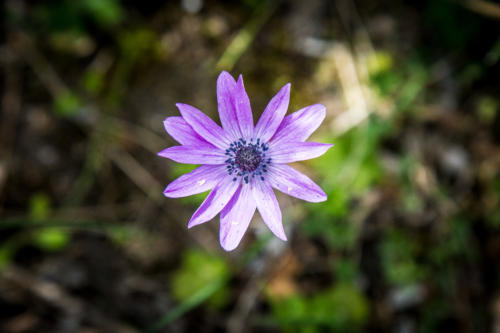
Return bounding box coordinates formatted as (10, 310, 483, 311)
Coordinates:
(215, 0, 281, 72)
(146, 278, 226, 332)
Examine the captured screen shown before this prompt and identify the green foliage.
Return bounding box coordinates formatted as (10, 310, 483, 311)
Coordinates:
(334, 258, 359, 283)
(368, 51, 401, 97)
(271, 283, 369, 332)
(54, 91, 82, 116)
(81, 0, 124, 27)
(170, 250, 231, 309)
(29, 193, 51, 220)
(303, 213, 358, 251)
(34, 0, 123, 32)
(380, 229, 426, 286)
(477, 95, 498, 124)
(429, 218, 475, 266)
(303, 118, 387, 249)
(82, 70, 105, 95)
(33, 228, 70, 251)
(0, 247, 13, 270)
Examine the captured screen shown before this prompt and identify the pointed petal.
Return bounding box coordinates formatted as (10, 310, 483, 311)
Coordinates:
(158, 145, 227, 164)
(252, 179, 287, 241)
(163, 116, 211, 146)
(188, 177, 240, 228)
(267, 164, 327, 202)
(234, 75, 254, 139)
(176, 103, 230, 149)
(268, 142, 333, 163)
(270, 104, 326, 145)
(164, 165, 226, 198)
(255, 83, 290, 143)
(219, 184, 256, 251)
(217, 71, 241, 139)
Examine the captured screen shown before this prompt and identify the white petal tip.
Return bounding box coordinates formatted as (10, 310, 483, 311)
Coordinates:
(277, 234, 288, 241)
(221, 242, 238, 252)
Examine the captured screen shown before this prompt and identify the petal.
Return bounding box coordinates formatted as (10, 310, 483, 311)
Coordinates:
(268, 142, 333, 163)
(234, 75, 254, 139)
(252, 179, 287, 241)
(217, 71, 241, 139)
(270, 104, 326, 145)
(188, 177, 240, 228)
(176, 103, 230, 149)
(164, 165, 227, 198)
(163, 116, 211, 146)
(254, 83, 290, 143)
(158, 145, 227, 164)
(219, 184, 256, 251)
(267, 164, 327, 202)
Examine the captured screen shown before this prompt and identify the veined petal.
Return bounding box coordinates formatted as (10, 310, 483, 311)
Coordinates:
(267, 164, 327, 202)
(163, 116, 211, 146)
(234, 75, 254, 139)
(158, 145, 227, 164)
(176, 103, 230, 149)
(268, 142, 333, 163)
(188, 177, 240, 228)
(270, 104, 326, 145)
(252, 179, 287, 241)
(164, 165, 226, 198)
(219, 184, 256, 251)
(217, 71, 241, 139)
(255, 83, 290, 143)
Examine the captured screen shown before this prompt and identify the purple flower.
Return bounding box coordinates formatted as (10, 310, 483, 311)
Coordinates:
(159, 71, 333, 251)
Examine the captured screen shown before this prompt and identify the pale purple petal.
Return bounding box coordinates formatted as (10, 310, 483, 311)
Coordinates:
(164, 165, 226, 198)
(158, 145, 227, 164)
(217, 71, 241, 139)
(268, 142, 333, 163)
(254, 83, 290, 143)
(176, 103, 230, 149)
(234, 75, 254, 139)
(188, 177, 240, 228)
(219, 184, 256, 251)
(267, 164, 327, 202)
(270, 104, 326, 145)
(163, 116, 211, 146)
(252, 179, 287, 241)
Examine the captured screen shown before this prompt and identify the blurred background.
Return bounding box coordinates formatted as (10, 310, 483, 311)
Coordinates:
(1, 0, 500, 332)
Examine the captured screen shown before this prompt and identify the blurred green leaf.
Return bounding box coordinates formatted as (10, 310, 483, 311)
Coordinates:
(29, 193, 51, 220)
(82, 70, 105, 94)
(81, 0, 124, 27)
(271, 283, 369, 332)
(54, 91, 81, 116)
(477, 95, 498, 124)
(334, 258, 359, 283)
(33, 228, 70, 251)
(0, 247, 13, 270)
(170, 249, 231, 309)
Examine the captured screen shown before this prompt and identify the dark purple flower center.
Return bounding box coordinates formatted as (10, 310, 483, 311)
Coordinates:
(235, 146, 262, 172)
(224, 138, 271, 184)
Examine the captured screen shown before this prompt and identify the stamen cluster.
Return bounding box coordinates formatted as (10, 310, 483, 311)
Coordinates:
(224, 138, 271, 184)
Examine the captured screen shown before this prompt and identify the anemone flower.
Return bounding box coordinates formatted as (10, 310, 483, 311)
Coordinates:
(159, 71, 332, 251)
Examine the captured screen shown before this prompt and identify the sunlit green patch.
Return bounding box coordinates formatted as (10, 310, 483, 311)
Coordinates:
(170, 249, 231, 309)
(33, 228, 70, 251)
(269, 283, 369, 332)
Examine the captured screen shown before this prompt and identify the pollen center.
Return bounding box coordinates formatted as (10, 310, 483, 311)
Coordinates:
(235, 146, 262, 172)
(224, 138, 272, 184)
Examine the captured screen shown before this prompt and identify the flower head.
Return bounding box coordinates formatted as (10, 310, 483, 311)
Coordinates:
(159, 71, 333, 251)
